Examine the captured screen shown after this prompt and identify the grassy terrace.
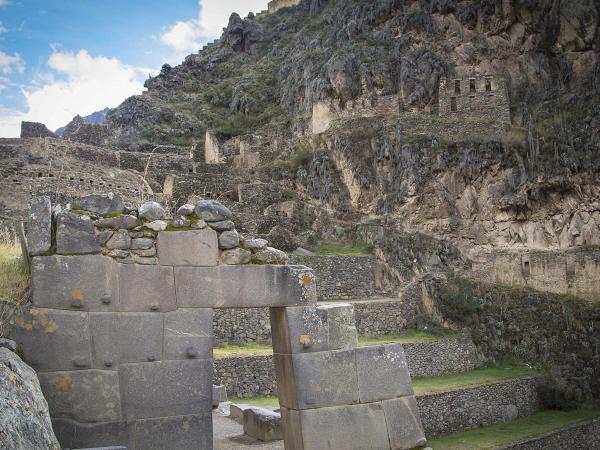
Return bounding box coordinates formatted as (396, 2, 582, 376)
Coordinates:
(0, 229, 28, 336)
(312, 241, 373, 256)
(428, 408, 600, 449)
(213, 329, 459, 358)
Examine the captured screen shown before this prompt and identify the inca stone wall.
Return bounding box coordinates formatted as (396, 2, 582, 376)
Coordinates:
(289, 255, 390, 299)
(438, 75, 510, 123)
(12, 192, 426, 450)
(417, 376, 543, 436)
(214, 355, 277, 398)
(471, 249, 600, 301)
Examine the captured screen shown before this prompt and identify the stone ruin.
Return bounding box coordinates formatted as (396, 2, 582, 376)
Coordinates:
(10, 193, 426, 450)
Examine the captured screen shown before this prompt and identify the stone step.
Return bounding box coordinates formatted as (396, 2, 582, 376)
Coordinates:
(213, 334, 485, 398)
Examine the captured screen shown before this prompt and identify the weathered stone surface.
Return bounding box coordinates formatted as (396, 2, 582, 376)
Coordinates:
(212, 384, 227, 408)
(133, 414, 213, 450)
(172, 215, 191, 227)
(56, 212, 101, 255)
(191, 219, 207, 229)
(195, 199, 232, 222)
(230, 403, 251, 421)
(52, 418, 133, 450)
(252, 247, 289, 264)
(105, 230, 131, 250)
(208, 220, 235, 231)
(119, 360, 212, 420)
(219, 230, 240, 249)
(356, 344, 413, 403)
(0, 348, 60, 450)
(131, 247, 156, 257)
(270, 303, 357, 354)
(175, 265, 317, 308)
(132, 256, 158, 265)
(89, 313, 163, 368)
(130, 238, 154, 250)
(26, 196, 52, 256)
(39, 370, 121, 423)
(95, 215, 138, 229)
(164, 309, 212, 360)
(109, 249, 129, 259)
(383, 396, 426, 450)
(274, 349, 359, 410)
(177, 204, 195, 216)
(144, 220, 167, 231)
(243, 238, 268, 251)
(243, 408, 282, 441)
(138, 201, 165, 221)
(31, 255, 119, 311)
(221, 248, 252, 265)
(281, 403, 390, 450)
(157, 230, 219, 266)
(72, 194, 125, 216)
(12, 308, 92, 371)
(96, 230, 114, 245)
(0, 338, 16, 352)
(118, 264, 176, 312)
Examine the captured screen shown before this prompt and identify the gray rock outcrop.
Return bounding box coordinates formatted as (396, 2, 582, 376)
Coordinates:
(0, 346, 60, 449)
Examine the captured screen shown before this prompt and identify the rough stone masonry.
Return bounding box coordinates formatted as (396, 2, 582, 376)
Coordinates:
(11, 193, 425, 450)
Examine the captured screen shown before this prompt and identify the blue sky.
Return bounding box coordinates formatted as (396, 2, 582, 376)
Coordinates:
(0, 0, 269, 136)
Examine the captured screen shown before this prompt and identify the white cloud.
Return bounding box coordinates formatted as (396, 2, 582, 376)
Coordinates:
(0, 51, 24, 74)
(0, 0, 8, 6)
(161, 0, 269, 53)
(0, 49, 150, 137)
(0, 22, 7, 33)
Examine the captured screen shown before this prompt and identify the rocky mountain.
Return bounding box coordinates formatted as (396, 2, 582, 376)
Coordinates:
(55, 107, 110, 136)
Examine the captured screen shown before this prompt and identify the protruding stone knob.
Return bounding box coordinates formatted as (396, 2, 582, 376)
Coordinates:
(150, 304, 159, 312)
(147, 354, 157, 362)
(72, 358, 89, 368)
(186, 347, 198, 358)
(101, 294, 112, 305)
(104, 360, 113, 368)
(70, 300, 83, 309)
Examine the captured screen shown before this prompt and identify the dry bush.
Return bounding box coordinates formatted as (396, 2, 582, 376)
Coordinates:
(0, 228, 30, 337)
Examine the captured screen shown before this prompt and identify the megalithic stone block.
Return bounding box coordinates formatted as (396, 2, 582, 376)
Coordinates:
(175, 265, 317, 308)
(243, 408, 282, 441)
(274, 349, 359, 410)
(52, 418, 134, 450)
(164, 309, 213, 360)
(26, 195, 52, 256)
(355, 344, 414, 403)
(280, 403, 391, 450)
(38, 370, 121, 423)
(157, 230, 219, 266)
(118, 264, 176, 312)
(119, 360, 212, 420)
(11, 307, 92, 371)
(133, 414, 213, 450)
(270, 303, 358, 354)
(89, 313, 164, 368)
(383, 396, 427, 450)
(31, 255, 119, 311)
(56, 212, 102, 255)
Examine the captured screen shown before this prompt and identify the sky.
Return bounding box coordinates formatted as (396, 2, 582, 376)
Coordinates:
(0, 0, 269, 137)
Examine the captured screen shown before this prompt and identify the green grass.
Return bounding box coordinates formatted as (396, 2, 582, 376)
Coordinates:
(428, 408, 600, 449)
(0, 228, 29, 336)
(213, 342, 273, 359)
(358, 330, 461, 346)
(230, 396, 280, 408)
(314, 242, 373, 256)
(412, 364, 542, 396)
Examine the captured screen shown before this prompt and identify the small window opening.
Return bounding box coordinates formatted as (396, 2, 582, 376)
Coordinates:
(469, 79, 476, 93)
(450, 97, 457, 112)
(485, 78, 492, 92)
(454, 80, 461, 94)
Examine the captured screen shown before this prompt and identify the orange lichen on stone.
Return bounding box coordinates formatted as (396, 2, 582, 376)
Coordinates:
(14, 316, 33, 331)
(181, 419, 190, 431)
(50, 373, 71, 393)
(299, 335, 311, 346)
(301, 274, 313, 285)
(71, 291, 83, 301)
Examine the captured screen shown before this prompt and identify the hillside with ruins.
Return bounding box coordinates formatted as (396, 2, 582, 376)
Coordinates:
(1, 0, 600, 449)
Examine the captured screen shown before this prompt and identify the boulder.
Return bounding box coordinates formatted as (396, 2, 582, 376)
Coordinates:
(0, 348, 60, 449)
(172, 215, 191, 228)
(243, 407, 282, 442)
(208, 220, 235, 232)
(221, 248, 252, 265)
(219, 230, 240, 249)
(138, 202, 165, 221)
(195, 200, 232, 222)
(212, 385, 228, 408)
(0, 338, 16, 352)
(144, 220, 168, 232)
(56, 212, 101, 255)
(177, 204, 195, 216)
(252, 247, 289, 265)
(72, 194, 125, 216)
(26, 196, 52, 256)
(243, 238, 268, 251)
(94, 215, 138, 229)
